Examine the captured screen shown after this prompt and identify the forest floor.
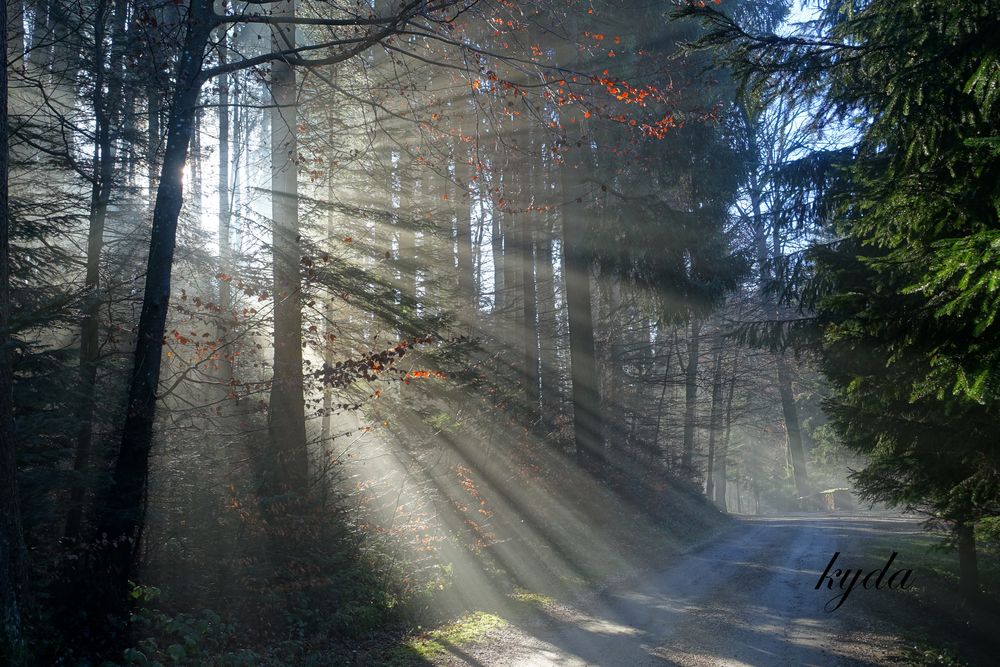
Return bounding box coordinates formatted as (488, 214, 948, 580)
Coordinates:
(419, 514, 1000, 666)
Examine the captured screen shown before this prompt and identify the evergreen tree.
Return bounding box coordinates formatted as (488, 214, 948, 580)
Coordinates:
(686, 0, 1000, 596)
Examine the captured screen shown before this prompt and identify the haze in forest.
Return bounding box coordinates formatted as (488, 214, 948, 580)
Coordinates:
(1, 0, 997, 665)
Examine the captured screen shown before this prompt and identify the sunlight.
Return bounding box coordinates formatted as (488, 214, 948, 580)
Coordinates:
(5, 0, 997, 664)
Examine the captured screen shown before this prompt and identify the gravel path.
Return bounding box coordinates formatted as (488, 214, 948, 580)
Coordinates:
(434, 514, 924, 666)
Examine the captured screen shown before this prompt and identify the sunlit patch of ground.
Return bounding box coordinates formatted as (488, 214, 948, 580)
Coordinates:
(423, 515, 965, 667)
(395, 612, 509, 664)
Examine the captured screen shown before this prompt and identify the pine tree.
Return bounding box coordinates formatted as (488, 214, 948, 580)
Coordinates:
(685, 0, 1000, 597)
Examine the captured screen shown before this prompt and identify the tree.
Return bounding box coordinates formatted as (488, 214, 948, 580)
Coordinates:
(734, 94, 815, 499)
(686, 0, 1000, 597)
(65, 0, 130, 541)
(90, 0, 469, 616)
(216, 18, 233, 387)
(266, 0, 309, 492)
(4, 0, 856, 659)
(2, 0, 28, 651)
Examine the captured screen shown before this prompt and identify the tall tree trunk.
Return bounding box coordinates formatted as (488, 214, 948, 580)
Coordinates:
(744, 102, 809, 499)
(714, 354, 737, 510)
(777, 354, 808, 498)
(190, 108, 202, 213)
(517, 128, 538, 414)
(563, 206, 601, 471)
(652, 331, 675, 467)
(956, 521, 979, 601)
(216, 33, 232, 385)
(704, 341, 723, 502)
(490, 186, 504, 313)
(521, 215, 539, 414)
(455, 141, 475, 329)
(48, 0, 74, 113)
(25, 0, 50, 72)
(90, 5, 212, 612)
(536, 219, 558, 422)
(681, 318, 701, 474)
(65, 0, 127, 540)
(267, 0, 308, 492)
(6, 0, 22, 69)
(319, 177, 336, 501)
(735, 469, 742, 514)
(497, 149, 518, 333)
(603, 277, 625, 454)
(147, 86, 159, 196)
(473, 176, 485, 307)
(1, 4, 28, 648)
(501, 216, 517, 327)
(124, 86, 136, 182)
(558, 100, 602, 469)
(397, 150, 417, 315)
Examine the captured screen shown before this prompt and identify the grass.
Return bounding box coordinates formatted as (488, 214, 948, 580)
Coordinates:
(899, 644, 969, 667)
(509, 587, 557, 609)
(388, 611, 507, 664)
(856, 523, 1000, 667)
(858, 527, 1000, 595)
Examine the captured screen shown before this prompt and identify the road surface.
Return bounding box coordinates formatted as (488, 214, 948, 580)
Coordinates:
(435, 514, 924, 666)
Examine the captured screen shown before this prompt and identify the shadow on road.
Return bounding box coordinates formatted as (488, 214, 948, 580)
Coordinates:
(439, 514, 980, 666)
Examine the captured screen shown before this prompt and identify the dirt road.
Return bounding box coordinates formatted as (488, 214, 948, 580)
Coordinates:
(436, 514, 925, 666)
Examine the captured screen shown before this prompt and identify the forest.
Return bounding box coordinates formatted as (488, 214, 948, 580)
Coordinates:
(1, 0, 998, 665)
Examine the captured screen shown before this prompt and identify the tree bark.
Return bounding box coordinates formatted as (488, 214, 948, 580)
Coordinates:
(267, 0, 308, 492)
(521, 213, 539, 414)
(735, 468, 742, 514)
(455, 141, 475, 329)
(90, 5, 212, 613)
(743, 102, 809, 500)
(563, 209, 601, 471)
(6, 0, 22, 69)
(147, 86, 160, 196)
(25, 0, 50, 72)
(490, 183, 504, 312)
(319, 177, 336, 500)
(48, 0, 75, 113)
(216, 38, 232, 384)
(777, 354, 808, 498)
(956, 521, 979, 601)
(1, 2, 28, 648)
(398, 151, 417, 314)
(603, 277, 626, 455)
(652, 331, 675, 467)
(65, 0, 127, 541)
(536, 220, 558, 422)
(681, 318, 701, 474)
(704, 341, 723, 502)
(714, 354, 737, 510)
(501, 215, 517, 327)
